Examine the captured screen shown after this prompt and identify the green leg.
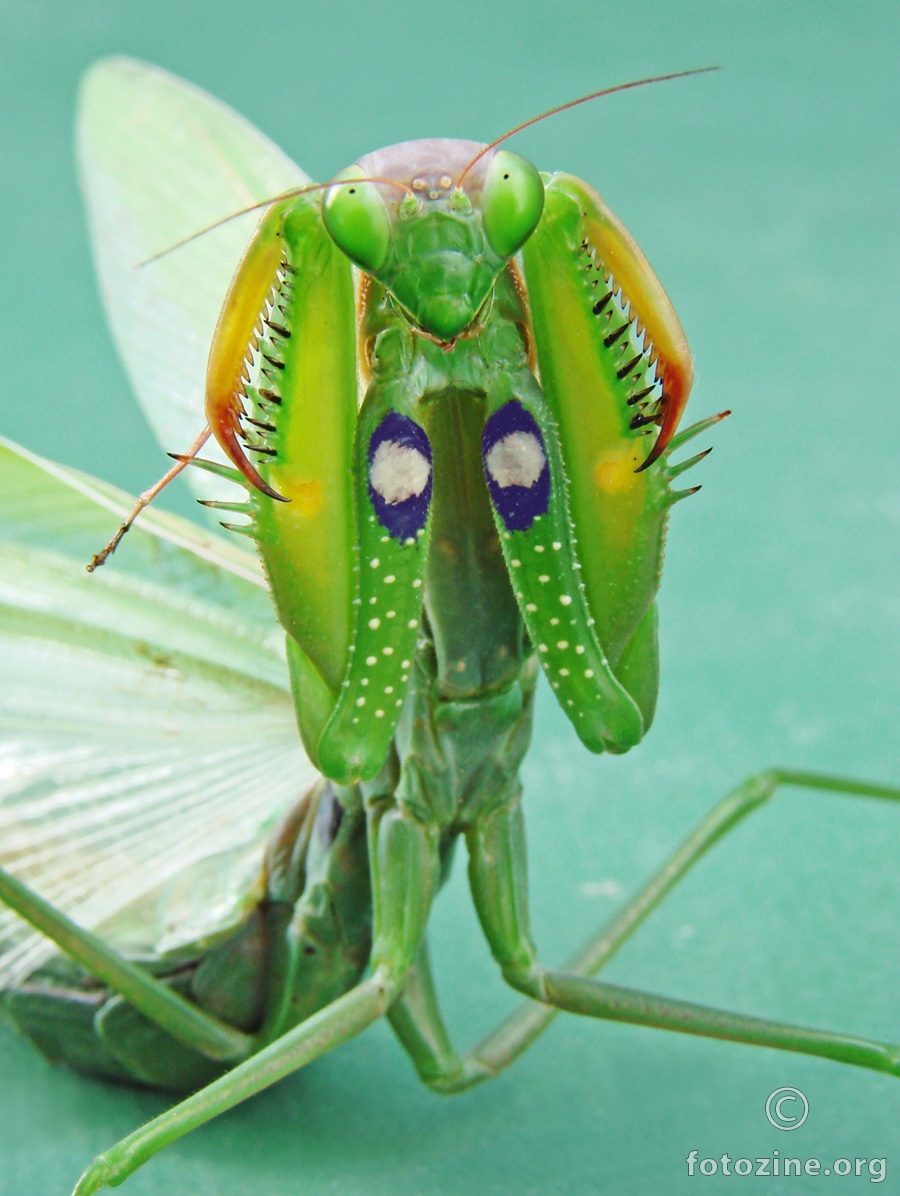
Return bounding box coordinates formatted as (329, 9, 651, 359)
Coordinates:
(387, 938, 492, 1090)
(390, 768, 795, 1092)
(0, 865, 252, 1063)
(71, 800, 440, 1195)
(451, 770, 900, 1084)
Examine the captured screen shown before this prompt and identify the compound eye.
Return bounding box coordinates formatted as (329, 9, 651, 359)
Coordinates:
(482, 151, 545, 259)
(322, 167, 391, 272)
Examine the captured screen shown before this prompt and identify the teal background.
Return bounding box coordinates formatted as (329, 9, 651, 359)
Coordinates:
(1, 1, 899, 1192)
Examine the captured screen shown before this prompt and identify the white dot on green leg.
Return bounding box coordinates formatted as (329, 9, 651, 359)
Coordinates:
(368, 617, 380, 629)
(375, 710, 385, 718)
(559, 594, 572, 606)
(366, 656, 377, 666)
(356, 697, 366, 707)
(383, 646, 394, 656)
(370, 558, 380, 568)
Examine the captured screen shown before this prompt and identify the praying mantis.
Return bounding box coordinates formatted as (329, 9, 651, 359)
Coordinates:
(0, 54, 898, 1195)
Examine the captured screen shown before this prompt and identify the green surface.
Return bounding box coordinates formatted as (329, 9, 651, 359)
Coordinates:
(1, 1, 899, 1193)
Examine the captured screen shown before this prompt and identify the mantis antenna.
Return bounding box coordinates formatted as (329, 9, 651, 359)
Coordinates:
(86, 424, 213, 571)
(138, 178, 414, 267)
(90, 71, 719, 569)
(89, 178, 415, 569)
(456, 66, 720, 186)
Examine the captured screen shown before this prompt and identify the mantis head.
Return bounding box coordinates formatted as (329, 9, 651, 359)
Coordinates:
(321, 140, 544, 343)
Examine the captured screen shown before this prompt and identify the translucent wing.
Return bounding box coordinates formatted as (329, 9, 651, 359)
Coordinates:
(0, 438, 317, 986)
(76, 57, 310, 503)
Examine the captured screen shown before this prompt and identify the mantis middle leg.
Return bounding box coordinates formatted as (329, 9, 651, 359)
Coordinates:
(71, 798, 441, 1195)
(389, 771, 900, 1091)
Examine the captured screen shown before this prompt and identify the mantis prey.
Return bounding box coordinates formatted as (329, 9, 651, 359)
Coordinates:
(0, 56, 897, 1195)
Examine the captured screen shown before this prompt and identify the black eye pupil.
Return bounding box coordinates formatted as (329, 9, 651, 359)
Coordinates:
(503, 173, 509, 180)
(348, 188, 356, 194)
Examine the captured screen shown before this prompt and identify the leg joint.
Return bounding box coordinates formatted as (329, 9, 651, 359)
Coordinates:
(501, 961, 549, 1004)
(370, 964, 406, 1015)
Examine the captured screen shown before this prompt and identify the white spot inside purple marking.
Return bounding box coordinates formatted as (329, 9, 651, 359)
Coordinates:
(485, 431, 546, 489)
(370, 440, 431, 505)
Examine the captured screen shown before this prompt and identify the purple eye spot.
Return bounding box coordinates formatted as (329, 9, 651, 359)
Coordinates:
(482, 401, 550, 532)
(368, 412, 433, 540)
